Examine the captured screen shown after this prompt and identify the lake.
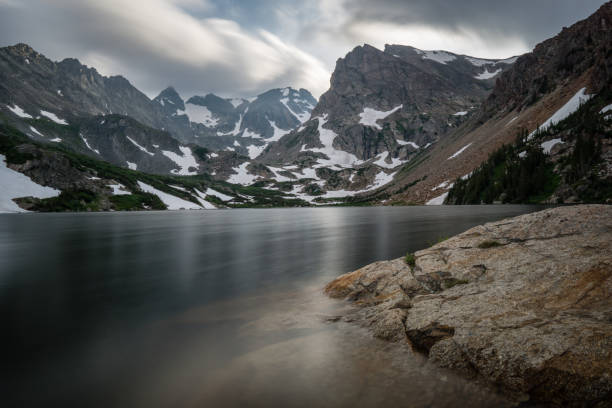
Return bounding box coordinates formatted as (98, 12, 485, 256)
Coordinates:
(0, 205, 542, 407)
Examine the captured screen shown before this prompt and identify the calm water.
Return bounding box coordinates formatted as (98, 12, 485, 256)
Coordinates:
(0, 206, 542, 407)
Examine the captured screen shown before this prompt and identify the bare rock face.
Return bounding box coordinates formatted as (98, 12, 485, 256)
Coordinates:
(325, 205, 612, 406)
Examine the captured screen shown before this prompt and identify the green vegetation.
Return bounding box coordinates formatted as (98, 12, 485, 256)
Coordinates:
(27, 190, 102, 212)
(478, 240, 502, 249)
(443, 278, 469, 289)
(405, 252, 416, 267)
(447, 91, 611, 204)
(109, 193, 166, 211)
(428, 236, 449, 247)
(0, 121, 310, 211)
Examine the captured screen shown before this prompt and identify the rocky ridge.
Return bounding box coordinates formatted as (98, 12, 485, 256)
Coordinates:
(324, 205, 612, 406)
(382, 2, 612, 205)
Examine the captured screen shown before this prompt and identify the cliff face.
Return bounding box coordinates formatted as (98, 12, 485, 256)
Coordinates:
(325, 205, 612, 406)
(381, 2, 612, 205)
(481, 2, 612, 120)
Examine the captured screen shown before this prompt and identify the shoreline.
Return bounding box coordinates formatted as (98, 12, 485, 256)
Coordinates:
(324, 204, 612, 406)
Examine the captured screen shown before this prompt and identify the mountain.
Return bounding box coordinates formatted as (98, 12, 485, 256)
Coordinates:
(210, 44, 516, 202)
(0, 122, 307, 212)
(379, 1, 612, 205)
(152, 86, 317, 158)
(0, 44, 316, 178)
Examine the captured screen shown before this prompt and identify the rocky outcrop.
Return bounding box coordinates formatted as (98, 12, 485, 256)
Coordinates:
(325, 205, 612, 406)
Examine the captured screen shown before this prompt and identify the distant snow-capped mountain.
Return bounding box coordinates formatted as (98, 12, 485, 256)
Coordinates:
(153, 86, 317, 159)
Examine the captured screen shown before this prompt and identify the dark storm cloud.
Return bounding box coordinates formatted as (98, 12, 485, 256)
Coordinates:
(343, 0, 607, 47)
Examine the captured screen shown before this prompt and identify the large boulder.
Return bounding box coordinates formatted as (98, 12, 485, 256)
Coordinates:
(325, 205, 612, 406)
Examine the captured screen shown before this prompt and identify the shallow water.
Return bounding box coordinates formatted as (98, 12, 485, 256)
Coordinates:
(0, 206, 542, 407)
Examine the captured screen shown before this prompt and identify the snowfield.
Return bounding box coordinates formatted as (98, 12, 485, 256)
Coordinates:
(0, 154, 61, 212)
(127, 161, 137, 170)
(137, 181, 201, 210)
(359, 105, 402, 129)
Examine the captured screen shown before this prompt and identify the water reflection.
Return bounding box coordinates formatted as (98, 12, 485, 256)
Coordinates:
(0, 206, 541, 407)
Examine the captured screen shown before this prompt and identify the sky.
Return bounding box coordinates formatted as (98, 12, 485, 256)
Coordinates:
(0, 0, 607, 99)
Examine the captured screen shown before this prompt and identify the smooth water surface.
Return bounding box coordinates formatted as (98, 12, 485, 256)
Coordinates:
(0, 206, 542, 407)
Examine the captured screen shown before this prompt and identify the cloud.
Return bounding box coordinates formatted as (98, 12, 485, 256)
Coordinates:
(0, 0, 330, 98)
(0, 0, 607, 99)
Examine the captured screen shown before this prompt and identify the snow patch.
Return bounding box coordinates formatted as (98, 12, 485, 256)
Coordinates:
(227, 162, 259, 185)
(600, 104, 612, 114)
(7, 104, 32, 118)
(280, 97, 311, 123)
(396, 140, 419, 149)
(108, 184, 130, 195)
(205, 188, 233, 201)
(268, 120, 291, 141)
(137, 181, 201, 210)
(127, 136, 155, 156)
(453, 111, 468, 116)
(228, 98, 245, 108)
(162, 146, 199, 175)
(40, 110, 68, 125)
(464, 56, 496, 67)
(475, 68, 502, 80)
(194, 189, 217, 209)
(127, 161, 137, 170)
(247, 144, 265, 159)
(373, 151, 405, 169)
(80, 133, 99, 154)
(29, 126, 44, 137)
(303, 116, 363, 167)
(421, 50, 456, 64)
(528, 88, 593, 139)
(184, 103, 219, 127)
(50, 138, 62, 143)
(242, 128, 262, 139)
(0, 154, 60, 212)
(426, 192, 448, 205)
(541, 138, 564, 154)
(359, 105, 402, 129)
(448, 143, 472, 160)
(518, 151, 527, 158)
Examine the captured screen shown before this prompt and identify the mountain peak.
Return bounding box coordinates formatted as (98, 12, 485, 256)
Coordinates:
(154, 86, 185, 110)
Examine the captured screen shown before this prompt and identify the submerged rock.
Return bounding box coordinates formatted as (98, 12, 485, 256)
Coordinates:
(325, 205, 612, 406)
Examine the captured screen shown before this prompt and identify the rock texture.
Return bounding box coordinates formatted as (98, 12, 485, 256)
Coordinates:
(384, 2, 612, 205)
(325, 205, 612, 406)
